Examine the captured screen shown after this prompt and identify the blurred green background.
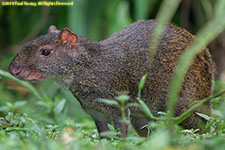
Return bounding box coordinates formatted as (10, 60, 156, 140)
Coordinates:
(0, 0, 225, 129)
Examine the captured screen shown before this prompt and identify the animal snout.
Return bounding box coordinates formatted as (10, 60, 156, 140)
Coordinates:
(9, 61, 22, 76)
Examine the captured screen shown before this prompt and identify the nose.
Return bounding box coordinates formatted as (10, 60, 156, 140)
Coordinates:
(8, 61, 22, 76)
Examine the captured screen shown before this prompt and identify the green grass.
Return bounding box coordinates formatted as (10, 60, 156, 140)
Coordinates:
(0, 70, 225, 150)
(0, 0, 225, 149)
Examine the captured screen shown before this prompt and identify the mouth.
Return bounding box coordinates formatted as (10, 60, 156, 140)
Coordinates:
(10, 66, 44, 82)
(9, 60, 45, 83)
(26, 69, 44, 82)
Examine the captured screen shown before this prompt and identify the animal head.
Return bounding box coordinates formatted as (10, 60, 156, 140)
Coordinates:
(9, 25, 86, 82)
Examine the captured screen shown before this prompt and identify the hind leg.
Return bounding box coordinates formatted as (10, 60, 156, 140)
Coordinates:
(176, 97, 211, 130)
(131, 117, 150, 137)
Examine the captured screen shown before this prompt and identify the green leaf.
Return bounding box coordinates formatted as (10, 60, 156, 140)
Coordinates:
(99, 131, 120, 139)
(138, 74, 147, 99)
(147, 129, 170, 149)
(196, 112, 211, 121)
(98, 99, 119, 106)
(107, 123, 115, 131)
(14, 101, 27, 108)
(0, 69, 43, 101)
(116, 95, 130, 102)
(138, 99, 153, 118)
(157, 111, 167, 116)
(6, 102, 13, 108)
(54, 99, 66, 114)
(138, 75, 147, 92)
(0, 106, 9, 112)
(126, 103, 140, 108)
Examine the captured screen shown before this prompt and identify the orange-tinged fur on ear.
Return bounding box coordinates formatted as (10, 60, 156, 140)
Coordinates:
(60, 28, 77, 46)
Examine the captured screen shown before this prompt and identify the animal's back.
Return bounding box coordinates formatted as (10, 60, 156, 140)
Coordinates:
(100, 20, 214, 135)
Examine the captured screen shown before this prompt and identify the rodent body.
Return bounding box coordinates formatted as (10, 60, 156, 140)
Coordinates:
(9, 20, 215, 137)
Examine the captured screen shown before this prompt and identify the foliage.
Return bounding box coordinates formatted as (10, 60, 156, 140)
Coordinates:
(0, 0, 225, 149)
(0, 72, 225, 149)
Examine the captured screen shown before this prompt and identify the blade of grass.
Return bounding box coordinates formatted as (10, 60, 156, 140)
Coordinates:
(167, 0, 225, 122)
(0, 69, 43, 101)
(174, 90, 225, 124)
(137, 75, 164, 121)
(148, 0, 182, 60)
(133, 0, 149, 20)
(68, 0, 87, 36)
(200, 0, 213, 20)
(214, 0, 225, 18)
(138, 74, 147, 100)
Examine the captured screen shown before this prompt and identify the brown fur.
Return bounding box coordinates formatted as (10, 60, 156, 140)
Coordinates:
(9, 20, 215, 137)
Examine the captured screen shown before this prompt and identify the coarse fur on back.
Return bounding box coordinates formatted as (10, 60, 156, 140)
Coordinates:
(9, 20, 215, 138)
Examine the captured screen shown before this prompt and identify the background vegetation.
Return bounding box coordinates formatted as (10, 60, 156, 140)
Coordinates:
(0, 0, 225, 149)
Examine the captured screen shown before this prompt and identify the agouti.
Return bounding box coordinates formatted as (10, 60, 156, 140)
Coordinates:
(9, 20, 215, 138)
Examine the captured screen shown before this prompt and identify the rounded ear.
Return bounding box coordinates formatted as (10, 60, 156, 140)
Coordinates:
(48, 25, 60, 34)
(60, 28, 78, 46)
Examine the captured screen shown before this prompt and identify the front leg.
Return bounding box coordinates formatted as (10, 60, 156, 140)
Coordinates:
(113, 118, 128, 138)
(90, 111, 128, 138)
(94, 119, 110, 138)
(89, 112, 111, 139)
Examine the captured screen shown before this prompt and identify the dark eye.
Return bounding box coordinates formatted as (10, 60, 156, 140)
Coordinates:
(41, 49, 52, 56)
